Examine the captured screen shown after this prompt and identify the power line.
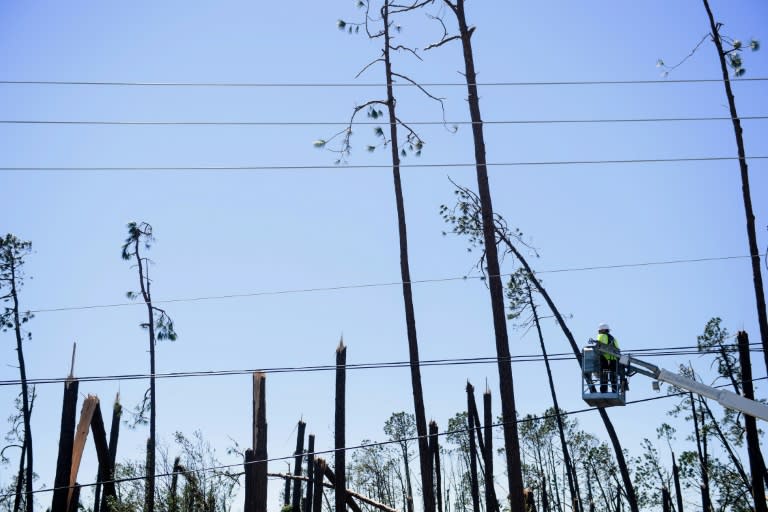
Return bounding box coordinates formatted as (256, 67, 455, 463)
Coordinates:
(1, 344, 762, 388)
(2, 155, 767, 172)
(25, 253, 764, 314)
(0, 78, 767, 87)
(2, 115, 768, 126)
(5, 375, 764, 500)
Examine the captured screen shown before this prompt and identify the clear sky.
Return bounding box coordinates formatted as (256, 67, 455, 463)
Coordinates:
(1, 1, 767, 510)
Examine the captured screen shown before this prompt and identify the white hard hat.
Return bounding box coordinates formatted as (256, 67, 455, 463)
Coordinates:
(598, 323, 610, 331)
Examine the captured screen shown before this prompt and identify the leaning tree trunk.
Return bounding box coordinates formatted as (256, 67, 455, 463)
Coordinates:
(10, 261, 33, 512)
(701, 0, 768, 375)
(495, 229, 638, 512)
(690, 394, 712, 512)
(528, 283, 582, 512)
(444, 2, 525, 508)
(381, 4, 435, 512)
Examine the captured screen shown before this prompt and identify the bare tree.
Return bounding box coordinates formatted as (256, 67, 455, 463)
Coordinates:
(425, 3, 526, 508)
(0, 234, 35, 512)
(318, 4, 451, 510)
(121, 222, 177, 512)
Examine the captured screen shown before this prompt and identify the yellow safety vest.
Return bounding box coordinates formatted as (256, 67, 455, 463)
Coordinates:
(597, 333, 619, 360)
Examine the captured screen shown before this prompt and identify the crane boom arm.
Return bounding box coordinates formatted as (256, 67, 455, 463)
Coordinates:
(590, 342, 768, 421)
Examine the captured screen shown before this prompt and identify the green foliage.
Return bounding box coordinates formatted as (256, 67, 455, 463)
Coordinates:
(696, 317, 739, 387)
(111, 431, 239, 512)
(631, 438, 670, 509)
(0, 234, 34, 333)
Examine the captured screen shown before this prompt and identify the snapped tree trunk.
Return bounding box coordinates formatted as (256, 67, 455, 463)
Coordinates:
(335, 341, 347, 512)
(466, 383, 481, 512)
(292, 421, 306, 511)
(52, 379, 79, 512)
(527, 283, 581, 512)
(493, 227, 638, 512)
(305, 434, 315, 512)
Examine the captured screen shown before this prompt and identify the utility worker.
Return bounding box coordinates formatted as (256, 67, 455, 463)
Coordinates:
(596, 323, 619, 392)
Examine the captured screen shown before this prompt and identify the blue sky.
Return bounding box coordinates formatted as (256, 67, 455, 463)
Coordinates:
(1, 0, 767, 510)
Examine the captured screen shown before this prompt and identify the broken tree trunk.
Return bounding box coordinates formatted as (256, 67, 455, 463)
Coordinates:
(312, 459, 325, 512)
(429, 421, 443, 512)
(483, 390, 497, 512)
(253, 372, 267, 512)
(91, 400, 116, 512)
(284, 466, 291, 507)
(52, 378, 79, 512)
(292, 421, 306, 511)
(305, 434, 315, 512)
(244, 450, 256, 512)
(100, 395, 122, 512)
(68, 395, 98, 510)
(335, 340, 347, 512)
(466, 383, 480, 512)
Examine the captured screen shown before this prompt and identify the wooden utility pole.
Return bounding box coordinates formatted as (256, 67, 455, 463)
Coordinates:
(737, 331, 767, 512)
(292, 421, 307, 511)
(335, 340, 347, 512)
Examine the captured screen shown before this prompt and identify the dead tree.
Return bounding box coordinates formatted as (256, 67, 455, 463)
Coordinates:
(466, 383, 480, 512)
(252, 372, 268, 512)
(524, 281, 581, 512)
(292, 421, 307, 511)
(304, 435, 315, 512)
(322, 4, 451, 510)
(52, 379, 79, 512)
(313, 459, 325, 512)
(426, 3, 527, 507)
(429, 421, 443, 512)
(336, 340, 347, 512)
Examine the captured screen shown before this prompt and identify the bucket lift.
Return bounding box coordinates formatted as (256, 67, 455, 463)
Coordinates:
(581, 340, 768, 422)
(581, 343, 626, 407)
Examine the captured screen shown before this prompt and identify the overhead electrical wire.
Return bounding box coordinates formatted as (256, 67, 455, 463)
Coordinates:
(4, 376, 765, 500)
(0, 343, 762, 388)
(2, 155, 767, 173)
(24, 253, 765, 314)
(2, 115, 768, 126)
(1, 78, 767, 87)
